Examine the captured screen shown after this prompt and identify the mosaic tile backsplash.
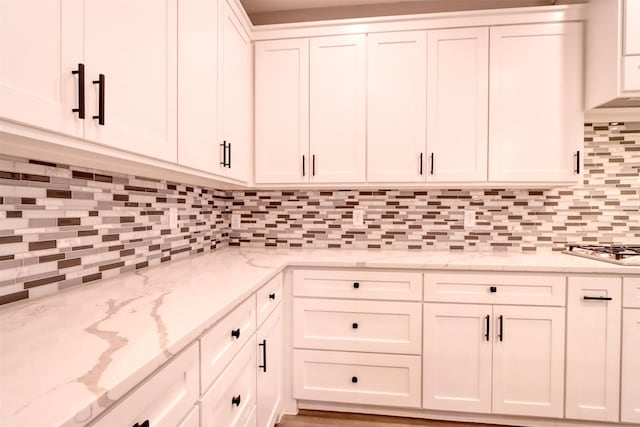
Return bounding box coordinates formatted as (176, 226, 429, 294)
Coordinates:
(1, 122, 639, 305)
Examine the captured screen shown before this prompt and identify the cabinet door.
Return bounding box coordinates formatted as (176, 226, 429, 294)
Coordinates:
(566, 277, 621, 422)
(423, 303, 492, 413)
(255, 39, 309, 184)
(625, 0, 640, 55)
(427, 27, 488, 182)
(83, 0, 177, 162)
(367, 31, 426, 183)
(621, 309, 640, 423)
(310, 35, 366, 183)
(257, 304, 283, 427)
(177, 0, 219, 173)
(0, 0, 83, 137)
(488, 23, 583, 182)
(492, 305, 565, 418)
(219, 0, 252, 182)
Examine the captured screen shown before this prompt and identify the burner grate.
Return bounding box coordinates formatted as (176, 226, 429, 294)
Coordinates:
(568, 245, 640, 260)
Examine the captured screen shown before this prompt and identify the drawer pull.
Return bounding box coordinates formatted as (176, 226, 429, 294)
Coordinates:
(259, 339, 267, 372)
(352, 376, 358, 383)
(132, 421, 149, 427)
(231, 395, 241, 406)
(352, 322, 358, 329)
(269, 292, 276, 300)
(92, 73, 105, 125)
(484, 315, 490, 341)
(489, 286, 497, 293)
(231, 328, 241, 339)
(498, 315, 504, 342)
(583, 296, 613, 301)
(353, 282, 360, 289)
(71, 63, 85, 119)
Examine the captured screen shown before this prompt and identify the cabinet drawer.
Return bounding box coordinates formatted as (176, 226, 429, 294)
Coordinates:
(293, 349, 421, 408)
(257, 273, 283, 326)
(92, 342, 199, 427)
(293, 269, 422, 301)
(623, 55, 640, 91)
(624, 277, 640, 308)
(293, 298, 422, 354)
(424, 272, 565, 306)
(179, 404, 199, 427)
(201, 337, 257, 427)
(201, 295, 256, 393)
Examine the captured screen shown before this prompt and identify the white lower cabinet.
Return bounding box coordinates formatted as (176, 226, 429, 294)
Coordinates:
(257, 303, 283, 427)
(179, 405, 200, 427)
(201, 336, 257, 427)
(622, 308, 640, 423)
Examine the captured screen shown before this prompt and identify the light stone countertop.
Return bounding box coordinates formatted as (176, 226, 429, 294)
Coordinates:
(1, 247, 639, 427)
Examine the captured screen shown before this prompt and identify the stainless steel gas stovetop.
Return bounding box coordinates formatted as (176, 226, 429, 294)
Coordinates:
(564, 245, 640, 266)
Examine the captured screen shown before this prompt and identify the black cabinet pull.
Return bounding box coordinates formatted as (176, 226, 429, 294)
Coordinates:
(220, 141, 228, 167)
(352, 376, 358, 383)
(353, 282, 360, 289)
(228, 142, 232, 168)
(231, 328, 240, 339)
(312, 154, 316, 176)
(498, 315, 504, 342)
(258, 339, 267, 372)
(352, 322, 358, 329)
(92, 74, 105, 125)
(575, 150, 581, 174)
(484, 315, 490, 341)
(132, 421, 149, 427)
(583, 296, 613, 301)
(269, 292, 276, 300)
(71, 63, 85, 119)
(231, 395, 241, 406)
(430, 153, 435, 175)
(302, 154, 306, 176)
(419, 152, 423, 175)
(489, 286, 497, 293)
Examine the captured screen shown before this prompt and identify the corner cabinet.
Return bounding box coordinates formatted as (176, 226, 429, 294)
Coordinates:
(488, 22, 583, 183)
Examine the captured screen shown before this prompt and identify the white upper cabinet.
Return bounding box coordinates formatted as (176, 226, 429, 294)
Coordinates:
(488, 23, 583, 183)
(367, 31, 427, 183)
(83, 0, 178, 163)
(178, 0, 219, 173)
(310, 35, 366, 183)
(255, 39, 309, 184)
(427, 27, 488, 182)
(219, 0, 252, 182)
(625, 0, 640, 55)
(0, 0, 83, 138)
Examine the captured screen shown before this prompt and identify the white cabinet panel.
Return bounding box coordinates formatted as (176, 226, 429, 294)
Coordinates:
(621, 308, 640, 423)
(566, 277, 621, 422)
(426, 27, 488, 182)
(293, 349, 422, 408)
(83, 0, 177, 162)
(294, 299, 422, 354)
(256, 273, 283, 327)
(624, 277, 640, 308)
(92, 342, 199, 427)
(625, 0, 640, 55)
(623, 55, 640, 91)
(489, 23, 583, 182)
(367, 31, 426, 183)
(257, 304, 283, 427)
(255, 39, 309, 184)
(177, 0, 219, 173)
(178, 404, 199, 427)
(492, 305, 565, 418)
(423, 303, 492, 413)
(310, 35, 366, 183)
(0, 0, 83, 137)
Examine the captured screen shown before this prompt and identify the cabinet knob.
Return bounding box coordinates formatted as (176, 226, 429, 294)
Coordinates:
(352, 376, 358, 383)
(352, 322, 358, 329)
(231, 328, 241, 339)
(353, 282, 360, 289)
(132, 421, 149, 427)
(269, 292, 276, 300)
(231, 395, 241, 406)
(489, 286, 497, 293)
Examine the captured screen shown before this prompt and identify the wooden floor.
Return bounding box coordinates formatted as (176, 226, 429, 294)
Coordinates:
(277, 410, 504, 427)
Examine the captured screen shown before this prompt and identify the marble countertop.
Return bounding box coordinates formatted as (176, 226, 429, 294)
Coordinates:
(1, 247, 638, 427)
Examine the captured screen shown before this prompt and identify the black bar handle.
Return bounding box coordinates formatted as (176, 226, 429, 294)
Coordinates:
(258, 339, 267, 372)
(575, 150, 581, 174)
(430, 153, 435, 175)
(498, 315, 503, 342)
(302, 154, 306, 176)
(312, 154, 316, 176)
(352, 376, 358, 383)
(583, 296, 613, 301)
(231, 328, 240, 339)
(485, 315, 490, 341)
(220, 141, 228, 167)
(92, 74, 105, 125)
(231, 395, 241, 406)
(353, 282, 359, 289)
(228, 142, 232, 168)
(269, 292, 276, 300)
(352, 322, 358, 329)
(72, 63, 85, 119)
(419, 152, 423, 175)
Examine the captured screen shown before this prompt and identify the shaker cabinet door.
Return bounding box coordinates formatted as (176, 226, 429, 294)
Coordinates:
(621, 309, 640, 423)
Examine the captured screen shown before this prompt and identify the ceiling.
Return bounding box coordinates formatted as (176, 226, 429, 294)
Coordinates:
(240, 0, 581, 25)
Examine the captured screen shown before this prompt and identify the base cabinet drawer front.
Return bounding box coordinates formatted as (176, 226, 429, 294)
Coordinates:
(293, 298, 422, 354)
(565, 276, 621, 422)
(622, 309, 640, 423)
(92, 342, 199, 427)
(424, 272, 565, 306)
(623, 55, 640, 91)
(293, 349, 422, 408)
(293, 269, 422, 301)
(178, 404, 199, 427)
(624, 277, 640, 308)
(257, 273, 283, 327)
(201, 337, 257, 427)
(200, 295, 256, 393)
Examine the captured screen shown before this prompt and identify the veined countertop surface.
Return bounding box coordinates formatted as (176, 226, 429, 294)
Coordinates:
(1, 247, 639, 427)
